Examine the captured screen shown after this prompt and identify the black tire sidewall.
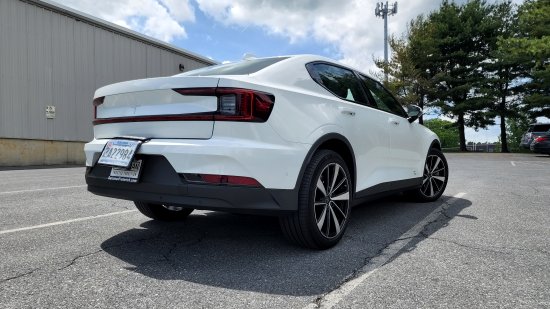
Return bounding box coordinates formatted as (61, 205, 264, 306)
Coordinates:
(417, 148, 449, 202)
(299, 150, 352, 248)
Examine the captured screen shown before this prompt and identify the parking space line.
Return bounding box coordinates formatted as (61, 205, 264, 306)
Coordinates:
(304, 192, 467, 309)
(0, 185, 87, 195)
(510, 161, 516, 166)
(0, 210, 137, 235)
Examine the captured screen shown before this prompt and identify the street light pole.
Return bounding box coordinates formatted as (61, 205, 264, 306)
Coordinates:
(375, 2, 398, 79)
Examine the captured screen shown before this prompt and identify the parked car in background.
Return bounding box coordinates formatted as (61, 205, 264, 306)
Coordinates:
(520, 123, 550, 149)
(530, 130, 550, 155)
(84, 55, 449, 249)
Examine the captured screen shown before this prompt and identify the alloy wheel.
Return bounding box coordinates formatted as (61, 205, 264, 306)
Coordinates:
(313, 163, 350, 238)
(421, 154, 447, 197)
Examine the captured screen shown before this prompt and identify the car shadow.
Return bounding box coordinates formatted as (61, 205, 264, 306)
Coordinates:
(100, 194, 471, 296)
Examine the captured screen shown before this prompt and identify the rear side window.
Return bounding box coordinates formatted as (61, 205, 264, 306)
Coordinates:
(181, 57, 289, 76)
(306, 63, 368, 105)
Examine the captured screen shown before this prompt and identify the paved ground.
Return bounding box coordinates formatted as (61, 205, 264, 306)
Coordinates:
(0, 153, 549, 309)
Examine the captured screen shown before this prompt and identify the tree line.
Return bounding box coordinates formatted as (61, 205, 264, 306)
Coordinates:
(374, 0, 549, 152)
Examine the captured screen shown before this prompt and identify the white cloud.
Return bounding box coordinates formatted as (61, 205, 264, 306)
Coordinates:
(53, 0, 195, 42)
(195, 0, 524, 75)
(194, 0, 451, 73)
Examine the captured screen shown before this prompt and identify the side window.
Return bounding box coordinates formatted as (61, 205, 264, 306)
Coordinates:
(306, 63, 368, 105)
(360, 75, 407, 117)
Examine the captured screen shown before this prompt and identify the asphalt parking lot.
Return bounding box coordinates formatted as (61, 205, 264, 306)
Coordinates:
(1, 153, 549, 308)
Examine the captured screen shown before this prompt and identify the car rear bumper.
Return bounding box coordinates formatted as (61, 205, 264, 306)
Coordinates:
(531, 144, 550, 154)
(86, 155, 298, 214)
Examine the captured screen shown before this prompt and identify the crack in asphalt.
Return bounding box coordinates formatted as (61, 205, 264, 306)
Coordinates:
(57, 249, 104, 271)
(0, 268, 40, 284)
(420, 233, 550, 257)
(159, 234, 206, 269)
(0, 233, 166, 285)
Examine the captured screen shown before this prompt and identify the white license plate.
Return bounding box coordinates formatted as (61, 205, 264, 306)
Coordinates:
(108, 160, 142, 183)
(98, 139, 141, 168)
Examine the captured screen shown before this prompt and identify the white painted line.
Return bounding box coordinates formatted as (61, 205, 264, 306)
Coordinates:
(0, 185, 87, 195)
(510, 161, 516, 167)
(0, 210, 137, 235)
(303, 192, 467, 309)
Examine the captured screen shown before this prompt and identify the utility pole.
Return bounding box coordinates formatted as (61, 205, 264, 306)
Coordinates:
(375, 1, 398, 80)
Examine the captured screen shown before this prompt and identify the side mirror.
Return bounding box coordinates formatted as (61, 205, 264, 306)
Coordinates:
(406, 105, 423, 123)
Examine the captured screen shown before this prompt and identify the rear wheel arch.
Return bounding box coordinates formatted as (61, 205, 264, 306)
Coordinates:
(296, 133, 356, 194)
(430, 139, 442, 151)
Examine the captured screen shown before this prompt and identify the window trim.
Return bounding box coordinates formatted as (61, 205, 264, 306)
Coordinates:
(305, 61, 373, 107)
(305, 61, 407, 118)
(357, 73, 408, 118)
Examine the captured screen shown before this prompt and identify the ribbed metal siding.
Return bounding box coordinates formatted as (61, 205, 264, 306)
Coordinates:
(0, 0, 212, 142)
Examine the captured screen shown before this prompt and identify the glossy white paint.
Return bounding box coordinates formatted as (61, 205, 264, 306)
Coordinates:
(86, 55, 439, 193)
(97, 90, 218, 118)
(93, 121, 215, 139)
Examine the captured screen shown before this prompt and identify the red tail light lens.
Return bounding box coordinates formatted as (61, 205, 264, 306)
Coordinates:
(534, 136, 548, 143)
(93, 97, 105, 119)
(184, 173, 262, 187)
(173, 87, 275, 122)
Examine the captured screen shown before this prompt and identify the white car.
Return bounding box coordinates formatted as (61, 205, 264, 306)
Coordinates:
(85, 55, 448, 249)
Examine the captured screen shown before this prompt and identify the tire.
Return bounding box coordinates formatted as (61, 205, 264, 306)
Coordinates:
(410, 148, 449, 202)
(280, 150, 352, 249)
(134, 201, 193, 221)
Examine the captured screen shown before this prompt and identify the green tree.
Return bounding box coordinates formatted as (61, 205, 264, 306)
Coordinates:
(424, 0, 499, 151)
(374, 16, 436, 124)
(481, 1, 528, 153)
(423, 118, 460, 149)
(500, 0, 550, 118)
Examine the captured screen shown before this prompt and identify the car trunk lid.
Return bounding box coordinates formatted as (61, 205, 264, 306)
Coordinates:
(93, 76, 219, 139)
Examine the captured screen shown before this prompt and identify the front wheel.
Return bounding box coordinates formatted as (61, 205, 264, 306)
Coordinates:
(410, 148, 449, 202)
(134, 202, 193, 221)
(280, 150, 352, 249)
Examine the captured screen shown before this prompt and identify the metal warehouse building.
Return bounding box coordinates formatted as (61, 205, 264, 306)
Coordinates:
(0, 0, 216, 166)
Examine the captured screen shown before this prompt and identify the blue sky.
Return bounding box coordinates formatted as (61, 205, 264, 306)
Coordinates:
(54, 0, 532, 143)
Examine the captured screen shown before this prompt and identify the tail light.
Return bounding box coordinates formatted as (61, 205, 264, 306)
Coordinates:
(92, 87, 274, 125)
(93, 97, 105, 119)
(183, 173, 262, 187)
(173, 87, 275, 122)
(534, 136, 548, 143)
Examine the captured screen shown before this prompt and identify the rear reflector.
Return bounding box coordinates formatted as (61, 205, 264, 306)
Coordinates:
(184, 173, 262, 187)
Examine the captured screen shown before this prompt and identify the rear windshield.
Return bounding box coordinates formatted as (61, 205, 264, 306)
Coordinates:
(180, 57, 289, 76)
(531, 124, 550, 132)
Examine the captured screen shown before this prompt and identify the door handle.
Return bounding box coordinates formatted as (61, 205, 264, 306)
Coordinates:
(338, 107, 356, 116)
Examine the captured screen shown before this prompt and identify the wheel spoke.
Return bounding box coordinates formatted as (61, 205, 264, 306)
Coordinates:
(325, 206, 331, 236)
(332, 191, 349, 201)
(330, 178, 346, 195)
(432, 167, 445, 174)
(330, 164, 340, 194)
(432, 178, 441, 193)
(422, 176, 429, 185)
(331, 201, 346, 217)
(429, 178, 434, 196)
(317, 205, 327, 230)
(431, 157, 441, 173)
(317, 178, 327, 197)
(329, 205, 341, 234)
(433, 176, 445, 182)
